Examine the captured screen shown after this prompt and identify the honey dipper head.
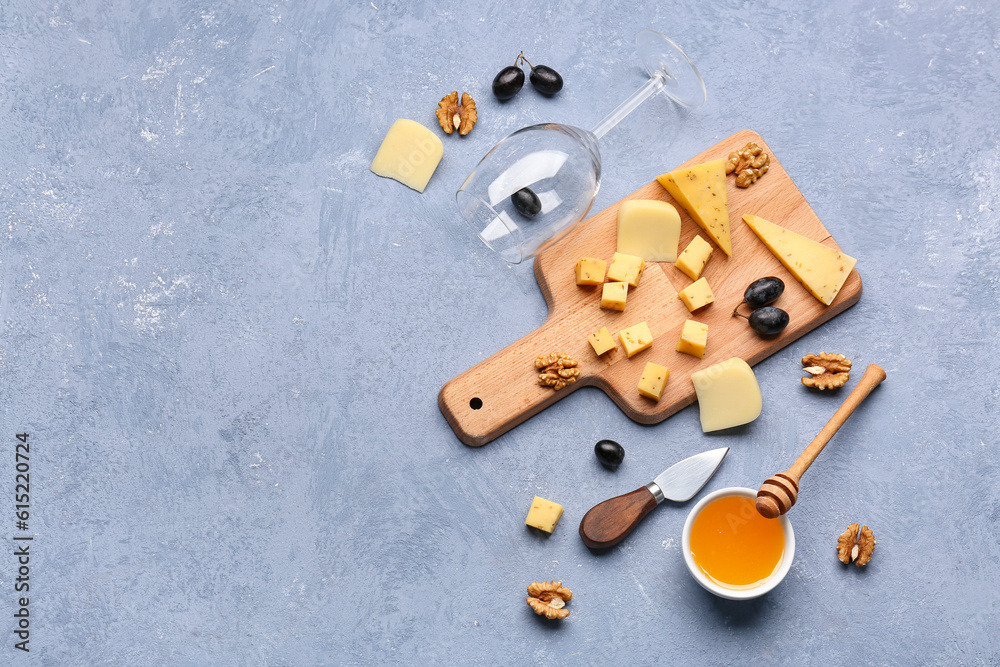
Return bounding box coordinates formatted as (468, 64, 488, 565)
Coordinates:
(756, 473, 799, 518)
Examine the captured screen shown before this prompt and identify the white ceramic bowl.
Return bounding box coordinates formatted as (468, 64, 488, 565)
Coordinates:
(681, 487, 795, 600)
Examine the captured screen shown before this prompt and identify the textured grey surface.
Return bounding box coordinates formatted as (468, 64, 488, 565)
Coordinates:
(1, 0, 998, 664)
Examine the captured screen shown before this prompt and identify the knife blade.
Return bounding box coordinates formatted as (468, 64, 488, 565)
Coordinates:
(579, 447, 729, 549)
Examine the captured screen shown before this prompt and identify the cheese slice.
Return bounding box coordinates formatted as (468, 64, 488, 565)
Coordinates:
(742, 214, 857, 306)
(616, 200, 682, 262)
(370, 119, 444, 192)
(656, 159, 732, 256)
(690, 357, 762, 432)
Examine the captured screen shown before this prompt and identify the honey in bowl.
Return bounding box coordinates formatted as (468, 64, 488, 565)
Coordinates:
(689, 494, 785, 589)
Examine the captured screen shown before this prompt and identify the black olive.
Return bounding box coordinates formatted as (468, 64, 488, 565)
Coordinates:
(748, 306, 790, 335)
(744, 277, 785, 308)
(511, 187, 541, 218)
(594, 440, 625, 468)
(529, 65, 563, 96)
(492, 65, 525, 101)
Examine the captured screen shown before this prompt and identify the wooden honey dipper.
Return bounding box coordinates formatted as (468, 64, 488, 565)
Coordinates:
(756, 363, 886, 519)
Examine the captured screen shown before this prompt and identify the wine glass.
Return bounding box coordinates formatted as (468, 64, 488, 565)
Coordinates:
(456, 30, 706, 264)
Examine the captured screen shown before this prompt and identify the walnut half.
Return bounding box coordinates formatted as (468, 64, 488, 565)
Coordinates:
(802, 352, 852, 390)
(837, 523, 876, 566)
(535, 352, 580, 390)
(726, 142, 770, 187)
(435, 91, 477, 136)
(526, 581, 572, 619)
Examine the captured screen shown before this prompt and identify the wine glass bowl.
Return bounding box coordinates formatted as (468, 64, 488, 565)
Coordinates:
(456, 123, 601, 264)
(456, 29, 705, 264)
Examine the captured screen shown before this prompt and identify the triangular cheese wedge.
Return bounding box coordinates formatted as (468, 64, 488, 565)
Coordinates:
(656, 159, 732, 256)
(743, 214, 857, 306)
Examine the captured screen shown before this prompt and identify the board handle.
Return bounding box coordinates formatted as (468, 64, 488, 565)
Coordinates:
(438, 319, 586, 446)
(578, 487, 659, 549)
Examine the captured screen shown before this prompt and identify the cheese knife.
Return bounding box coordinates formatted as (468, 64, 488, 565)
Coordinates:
(579, 447, 729, 549)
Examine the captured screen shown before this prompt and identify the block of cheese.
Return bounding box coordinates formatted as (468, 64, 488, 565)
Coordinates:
(656, 159, 732, 256)
(606, 252, 645, 287)
(616, 200, 682, 262)
(600, 281, 628, 311)
(743, 214, 857, 306)
(690, 357, 762, 432)
(638, 362, 670, 401)
(675, 234, 714, 281)
(676, 319, 708, 358)
(574, 257, 607, 286)
(588, 326, 616, 356)
(678, 277, 715, 312)
(618, 322, 653, 358)
(370, 119, 444, 192)
(525, 495, 564, 533)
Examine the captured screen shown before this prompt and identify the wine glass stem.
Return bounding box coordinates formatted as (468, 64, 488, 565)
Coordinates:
(591, 73, 667, 140)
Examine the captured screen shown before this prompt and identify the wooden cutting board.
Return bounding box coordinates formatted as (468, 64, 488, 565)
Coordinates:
(439, 130, 862, 446)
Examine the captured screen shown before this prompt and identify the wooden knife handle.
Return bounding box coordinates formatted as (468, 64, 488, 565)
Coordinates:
(579, 486, 658, 549)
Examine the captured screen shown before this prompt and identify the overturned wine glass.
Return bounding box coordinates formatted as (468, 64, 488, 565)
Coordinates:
(456, 30, 706, 264)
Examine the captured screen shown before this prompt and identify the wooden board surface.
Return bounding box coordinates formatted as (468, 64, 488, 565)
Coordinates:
(439, 130, 862, 446)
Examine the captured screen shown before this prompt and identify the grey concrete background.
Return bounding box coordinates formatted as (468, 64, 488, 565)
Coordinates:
(0, 0, 997, 664)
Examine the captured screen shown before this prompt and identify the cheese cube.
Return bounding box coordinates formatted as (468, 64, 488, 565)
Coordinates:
(675, 235, 714, 281)
(618, 322, 653, 358)
(525, 496, 564, 533)
(370, 119, 444, 192)
(678, 277, 715, 312)
(676, 319, 708, 358)
(574, 257, 607, 286)
(638, 362, 670, 401)
(690, 357, 762, 432)
(600, 281, 628, 311)
(607, 252, 646, 287)
(616, 200, 682, 262)
(588, 326, 616, 356)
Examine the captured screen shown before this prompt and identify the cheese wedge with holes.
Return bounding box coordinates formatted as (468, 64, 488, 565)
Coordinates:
(616, 200, 682, 262)
(743, 214, 857, 306)
(657, 159, 732, 256)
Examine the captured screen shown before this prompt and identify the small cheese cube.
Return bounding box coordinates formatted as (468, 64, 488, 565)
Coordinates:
(607, 252, 646, 287)
(589, 326, 616, 356)
(676, 319, 708, 358)
(675, 235, 714, 281)
(617, 200, 682, 262)
(618, 322, 653, 358)
(574, 257, 607, 286)
(370, 119, 444, 192)
(638, 362, 670, 401)
(690, 357, 762, 432)
(525, 496, 564, 533)
(600, 281, 628, 311)
(678, 277, 715, 312)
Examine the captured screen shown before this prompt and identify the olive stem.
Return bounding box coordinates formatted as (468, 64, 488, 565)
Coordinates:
(517, 52, 534, 69)
(732, 301, 749, 318)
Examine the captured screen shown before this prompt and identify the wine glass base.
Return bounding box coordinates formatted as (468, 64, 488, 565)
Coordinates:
(636, 30, 706, 109)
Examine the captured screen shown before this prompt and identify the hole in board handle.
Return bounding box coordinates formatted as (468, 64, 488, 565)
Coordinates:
(469, 397, 483, 410)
